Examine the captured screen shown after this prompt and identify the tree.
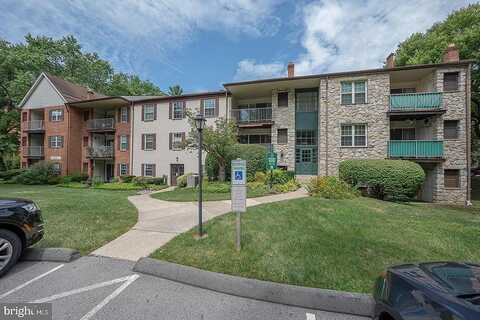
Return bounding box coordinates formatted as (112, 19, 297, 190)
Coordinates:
(394, 4, 480, 138)
(184, 117, 237, 181)
(0, 34, 164, 169)
(168, 85, 183, 96)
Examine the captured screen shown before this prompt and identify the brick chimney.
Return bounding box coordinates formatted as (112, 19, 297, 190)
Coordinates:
(385, 53, 395, 68)
(443, 43, 459, 63)
(287, 62, 294, 78)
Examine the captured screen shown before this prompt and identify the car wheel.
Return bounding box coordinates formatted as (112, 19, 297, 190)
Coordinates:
(0, 229, 22, 277)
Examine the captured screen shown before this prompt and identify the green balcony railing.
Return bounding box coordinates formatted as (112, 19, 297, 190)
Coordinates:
(389, 92, 443, 112)
(388, 140, 444, 158)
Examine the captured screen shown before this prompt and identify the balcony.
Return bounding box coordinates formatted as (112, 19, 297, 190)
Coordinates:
(86, 118, 115, 131)
(23, 146, 44, 158)
(232, 108, 273, 127)
(389, 93, 444, 115)
(388, 140, 444, 160)
(25, 120, 44, 132)
(87, 146, 114, 159)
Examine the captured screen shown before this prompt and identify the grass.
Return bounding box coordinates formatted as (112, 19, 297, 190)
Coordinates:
(59, 182, 168, 191)
(152, 184, 273, 202)
(0, 184, 138, 255)
(152, 196, 480, 293)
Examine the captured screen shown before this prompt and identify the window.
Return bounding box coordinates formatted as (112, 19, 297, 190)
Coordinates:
(119, 163, 128, 176)
(83, 136, 89, 147)
(444, 120, 459, 139)
(238, 134, 271, 144)
(142, 134, 156, 150)
(142, 164, 155, 177)
(48, 136, 64, 148)
(120, 107, 129, 123)
(83, 162, 88, 173)
(278, 92, 288, 107)
(22, 112, 27, 122)
(142, 104, 156, 121)
(296, 130, 315, 145)
(172, 101, 185, 119)
(444, 169, 460, 188)
(170, 132, 184, 150)
(341, 124, 367, 147)
(52, 163, 61, 174)
(202, 99, 217, 118)
(390, 128, 415, 140)
(50, 109, 63, 121)
(119, 135, 129, 151)
(341, 80, 367, 104)
(83, 111, 89, 121)
(390, 88, 416, 94)
(277, 129, 288, 144)
(22, 136, 27, 147)
(443, 72, 459, 91)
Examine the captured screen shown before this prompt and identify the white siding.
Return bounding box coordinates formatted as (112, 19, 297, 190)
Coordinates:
(22, 77, 65, 109)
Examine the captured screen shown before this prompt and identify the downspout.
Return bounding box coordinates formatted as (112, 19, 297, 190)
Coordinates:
(325, 76, 329, 176)
(65, 104, 70, 175)
(130, 101, 134, 176)
(225, 90, 229, 121)
(466, 63, 472, 205)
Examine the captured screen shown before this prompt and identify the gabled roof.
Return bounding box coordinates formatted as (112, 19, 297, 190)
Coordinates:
(19, 72, 105, 107)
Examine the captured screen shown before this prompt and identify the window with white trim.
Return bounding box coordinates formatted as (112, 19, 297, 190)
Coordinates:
(172, 133, 184, 150)
(121, 107, 128, 122)
(49, 136, 64, 148)
(120, 163, 128, 176)
(50, 109, 63, 121)
(203, 99, 216, 118)
(341, 80, 367, 105)
(120, 135, 128, 151)
(143, 104, 155, 121)
(173, 101, 184, 119)
(144, 164, 155, 177)
(341, 124, 367, 147)
(143, 134, 155, 150)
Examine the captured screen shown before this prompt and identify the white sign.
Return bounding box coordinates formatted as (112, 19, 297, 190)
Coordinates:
(50, 156, 61, 160)
(231, 159, 246, 185)
(231, 159, 246, 212)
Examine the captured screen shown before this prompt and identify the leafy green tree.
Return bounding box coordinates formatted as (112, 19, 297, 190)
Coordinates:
(0, 34, 164, 169)
(184, 117, 238, 181)
(168, 85, 183, 96)
(394, 4, 479, 138)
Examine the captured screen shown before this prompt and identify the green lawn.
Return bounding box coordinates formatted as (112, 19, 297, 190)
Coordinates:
(0, 184, 137, 255)
(152, 186, 272, 202)
(152, 196, 480, 293)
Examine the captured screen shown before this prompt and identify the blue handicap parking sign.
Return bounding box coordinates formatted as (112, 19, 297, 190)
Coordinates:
(234, 171, 243, 181)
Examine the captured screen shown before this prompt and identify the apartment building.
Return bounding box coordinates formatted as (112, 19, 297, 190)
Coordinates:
(19, 44, 472, 204)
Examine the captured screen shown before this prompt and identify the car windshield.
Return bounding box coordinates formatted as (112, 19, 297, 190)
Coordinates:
(427, 263, 480, 295)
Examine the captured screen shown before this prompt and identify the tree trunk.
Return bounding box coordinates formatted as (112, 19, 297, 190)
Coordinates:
(218, 164, 226, 182)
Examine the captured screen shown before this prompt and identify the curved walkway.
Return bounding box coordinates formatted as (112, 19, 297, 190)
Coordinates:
(92, 188, 308, 261)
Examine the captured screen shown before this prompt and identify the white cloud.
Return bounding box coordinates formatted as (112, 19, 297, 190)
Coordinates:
(235, 0, 475, 80)
(0, 0, 281, 76)
(234, 59, 285, 81)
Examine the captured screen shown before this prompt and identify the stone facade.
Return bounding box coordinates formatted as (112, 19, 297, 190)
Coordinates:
(271, 88, 295, 169)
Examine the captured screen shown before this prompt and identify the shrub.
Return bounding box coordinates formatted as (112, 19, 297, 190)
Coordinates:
(247, 181, 269, 193)
(14, 161, 59, 185)
(132, 176, 167, 187)
(254, 171, 266, 183)
(120, 175, 135, 183)
(266, 169, 290, 185)
(147, 176, 167, 185)
(272, 179, 300, 193)
(177, 173, 193, 188)
(339, 159, 425, 201)
(306, 176, 359, 199)
(0, 169, 25, 181)
(204, 182, 230, 193)
(69, 172, 89, 182)
(206, 144, 267, 182)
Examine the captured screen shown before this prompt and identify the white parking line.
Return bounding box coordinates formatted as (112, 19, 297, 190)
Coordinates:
(306, 312, 316, 320)
(0, 264, 65, 300)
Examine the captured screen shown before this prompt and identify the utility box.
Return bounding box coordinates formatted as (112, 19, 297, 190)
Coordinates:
(187, 174, 199, 188)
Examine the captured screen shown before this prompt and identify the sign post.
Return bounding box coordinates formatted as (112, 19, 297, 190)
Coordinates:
(266, 151, 277, 190)
(231, 159, 247, 251)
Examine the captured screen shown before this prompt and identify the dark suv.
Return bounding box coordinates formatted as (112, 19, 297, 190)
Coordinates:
(0, 198, 44, 276)
(374, 262, 480, 319)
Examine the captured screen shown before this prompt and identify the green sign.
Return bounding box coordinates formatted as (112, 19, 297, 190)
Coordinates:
(266, 152, 277, 170)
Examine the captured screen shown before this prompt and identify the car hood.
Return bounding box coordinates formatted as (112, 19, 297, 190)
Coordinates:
(0, 198, 33, 209)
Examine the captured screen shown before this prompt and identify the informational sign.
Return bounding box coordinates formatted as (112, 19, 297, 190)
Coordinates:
(50, 156, 61, 160)
(231, 159, 247, 186)
(266, 152, 277, 170)
(231, 159, 247, 251)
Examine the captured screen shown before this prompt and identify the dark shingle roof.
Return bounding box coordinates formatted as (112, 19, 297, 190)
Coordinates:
(44, 73, 105, 102)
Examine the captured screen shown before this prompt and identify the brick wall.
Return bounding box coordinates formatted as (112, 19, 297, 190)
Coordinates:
(114, 106, 131, 176)
(271, 88, 295, 169)
(43, 105, 69, 175)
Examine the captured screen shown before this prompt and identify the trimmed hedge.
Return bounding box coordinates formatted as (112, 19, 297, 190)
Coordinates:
(206, 144, 267, 182)
(339, 159, 425, 201)
(0, 169, 25, 181)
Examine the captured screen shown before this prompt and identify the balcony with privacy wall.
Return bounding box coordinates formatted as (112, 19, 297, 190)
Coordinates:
(388, 140, 444, 160)
(231, 103, 273, 127)
(86, 118, 116, 132)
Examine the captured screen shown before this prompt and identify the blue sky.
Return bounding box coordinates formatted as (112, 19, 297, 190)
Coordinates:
(0, 0, 475, 93)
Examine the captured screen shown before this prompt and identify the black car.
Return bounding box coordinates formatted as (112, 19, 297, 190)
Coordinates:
(0, 198, 44, 276)
(374, 262, 480, 320)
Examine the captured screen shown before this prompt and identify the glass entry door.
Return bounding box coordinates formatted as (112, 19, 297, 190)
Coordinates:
(295, 89, 318, 175)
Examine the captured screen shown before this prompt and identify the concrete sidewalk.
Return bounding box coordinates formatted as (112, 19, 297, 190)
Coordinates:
(92, 188, 308, 261)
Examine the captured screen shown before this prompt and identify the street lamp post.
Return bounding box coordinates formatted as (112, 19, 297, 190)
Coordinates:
(194, 113, 206, 238)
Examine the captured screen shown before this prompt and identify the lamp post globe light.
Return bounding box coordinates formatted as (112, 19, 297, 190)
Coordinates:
(194, 113, 206, 238)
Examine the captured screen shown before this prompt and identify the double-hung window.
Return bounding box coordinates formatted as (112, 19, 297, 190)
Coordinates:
(142, 134, 156, 150)
(120, 135, 129, 151)
(143, 164, 155, 177)
(52, 163, 61, 174)
(173, 101, 185, 119)
(444, 120, 459, 140)
(172, 132, 184, 150)
(120, 107, 128, 123)
(203, 99, 216, 118)
(50, 109, 63, 121)
(341, 124, 367, 147)
(443, 72, 459, 91)
(341, 80, 367, 105)
(49, 136, 64, 148)
(142, 104, 156, 121)
(120, 163, 128, 176)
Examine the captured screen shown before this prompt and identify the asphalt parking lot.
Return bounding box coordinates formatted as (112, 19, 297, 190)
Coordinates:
(0, 256, 369, 320)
